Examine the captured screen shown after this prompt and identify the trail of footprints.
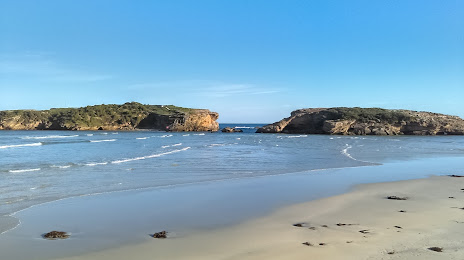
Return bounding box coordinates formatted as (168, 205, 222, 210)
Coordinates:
(293, 175, 464, 256)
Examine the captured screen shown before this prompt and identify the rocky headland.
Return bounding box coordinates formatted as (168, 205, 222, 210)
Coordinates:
(0, 102, 219, 131)
(257, 107, 464, 135)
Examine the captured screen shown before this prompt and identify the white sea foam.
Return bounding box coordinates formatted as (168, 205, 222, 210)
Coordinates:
(155, 134, 173, 138)
(341, 144, 356, 161)
(0, 142, 42, 149)
(340, 144, 376, 165)
(182, 134, 190, 136)
(234, 126, 255, 129)
(194, 133, 205, 136)
(171, 143, 182, 146)
(287, 135, 308, 138)
(51, 165, 72, 169)
(209, 144, 226, 147)
(112, 132, 119, 135)
(136, 137, 149, 140)
(9, 168, 41, 173)
(90, 139, 116, 143)
(161, 145, 170, 148)
(111, 147, 191, 164)
(21, 135, 78, 140)
(86, 134, 94, 136)
(84, 162, 108, 166)
(101, 133, 108, 135)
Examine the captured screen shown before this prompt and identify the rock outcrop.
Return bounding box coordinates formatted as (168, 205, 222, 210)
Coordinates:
(257, 107, 464, 135)
(221, 127, 243, 133)
(0, 102, 219, 132)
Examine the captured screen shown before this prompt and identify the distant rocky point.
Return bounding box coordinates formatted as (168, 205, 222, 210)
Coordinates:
(0, 102, 219, 131)
(221, 127, 243, 133)
(257, 107, 464, 135)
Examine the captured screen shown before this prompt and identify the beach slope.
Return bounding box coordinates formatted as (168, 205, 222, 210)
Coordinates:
(58, 175, 464, 260)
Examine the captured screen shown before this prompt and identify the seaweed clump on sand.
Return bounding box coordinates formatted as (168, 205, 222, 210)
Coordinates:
(386, 196, 408, 200)
(152, 231, 168, 239)
(428, 247, 443, 252)
(43, 231, 70, 240)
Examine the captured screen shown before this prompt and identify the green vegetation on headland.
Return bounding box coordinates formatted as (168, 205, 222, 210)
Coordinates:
(320, 107, 413, 124)
(257, 107, 464, 135)
(0, 102, 219, 131)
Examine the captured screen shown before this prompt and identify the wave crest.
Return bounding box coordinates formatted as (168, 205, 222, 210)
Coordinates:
(0, 143, 42, 149)
(111, 147, 190, 164)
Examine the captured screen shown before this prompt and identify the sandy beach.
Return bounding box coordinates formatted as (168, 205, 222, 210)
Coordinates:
(54, 175, 464, 260)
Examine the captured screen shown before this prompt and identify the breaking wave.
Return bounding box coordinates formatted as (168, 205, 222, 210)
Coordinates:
(51, 165, 72, 169)
(84, 162, 108, 166)
(9, 168, 41, 173)
(0, 143, 42, 149)
(111, 147, 191, 164)
(21, 135, 79, 140)
(90, 139, 117, 143)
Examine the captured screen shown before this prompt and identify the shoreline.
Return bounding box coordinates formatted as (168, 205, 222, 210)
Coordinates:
(0, 164, 370, 236)
(59, 175, 464, 260)
(0, 156, 463, 259)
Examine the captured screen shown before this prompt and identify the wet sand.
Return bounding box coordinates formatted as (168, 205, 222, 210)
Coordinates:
(57, 175, 464, 260)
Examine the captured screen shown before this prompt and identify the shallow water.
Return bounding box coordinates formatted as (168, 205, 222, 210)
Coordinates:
(1, 156, 463, 260)
(0, 125, 463, 228)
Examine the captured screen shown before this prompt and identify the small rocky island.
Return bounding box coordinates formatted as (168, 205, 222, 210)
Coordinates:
(257, 107, 464, 135)
(0, 102, 219, 131)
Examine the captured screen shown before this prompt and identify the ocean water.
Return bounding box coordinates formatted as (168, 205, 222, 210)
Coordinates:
(1, 124, 464, 232)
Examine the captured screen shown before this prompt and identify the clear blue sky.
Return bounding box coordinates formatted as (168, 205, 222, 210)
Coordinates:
(1, 0, 463, 123)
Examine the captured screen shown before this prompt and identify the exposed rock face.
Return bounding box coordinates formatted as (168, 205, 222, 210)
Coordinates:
(168, 110, 219, 132)
(0, 102, 219, 132)
(257, 108, 464, 135)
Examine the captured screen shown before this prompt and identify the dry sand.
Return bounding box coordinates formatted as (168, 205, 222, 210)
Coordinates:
(59, 175, 464, 260)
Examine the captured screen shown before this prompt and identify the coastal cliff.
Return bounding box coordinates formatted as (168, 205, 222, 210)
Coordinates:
(257, 107, 464, 135)
(0, 102, 219, 131)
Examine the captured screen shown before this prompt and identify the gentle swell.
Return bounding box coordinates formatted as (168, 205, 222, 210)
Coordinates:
(111, 147, 191, 164)
(0, 143, 42, 149)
